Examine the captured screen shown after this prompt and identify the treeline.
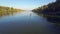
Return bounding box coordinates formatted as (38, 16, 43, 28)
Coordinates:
(32, 0, 60, 23)
(0, 6, 23, 17)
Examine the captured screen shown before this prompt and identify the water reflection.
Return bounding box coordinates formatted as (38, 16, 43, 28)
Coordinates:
(36, 13, 60, 34)
(0, 11, 60, 34)
(0, 11, 22, 17)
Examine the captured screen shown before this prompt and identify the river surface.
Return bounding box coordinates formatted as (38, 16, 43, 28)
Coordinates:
(0, 11, 60, 34)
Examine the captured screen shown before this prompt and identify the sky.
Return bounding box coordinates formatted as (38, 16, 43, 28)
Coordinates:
(0, 0, 56, 10)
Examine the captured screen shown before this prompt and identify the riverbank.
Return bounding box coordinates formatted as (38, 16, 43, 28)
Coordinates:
(32, 0, 60, 24)
(0, 6, 24, 17)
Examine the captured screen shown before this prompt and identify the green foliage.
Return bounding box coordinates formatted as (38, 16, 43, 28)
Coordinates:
(32, 0, 60, 23)
(32, 0, 60, 17)
(0, 6, 23, 17)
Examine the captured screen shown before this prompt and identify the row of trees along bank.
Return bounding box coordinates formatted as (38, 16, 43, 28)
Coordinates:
(32, 0, 60, 23)
(0, 6, 23, 17)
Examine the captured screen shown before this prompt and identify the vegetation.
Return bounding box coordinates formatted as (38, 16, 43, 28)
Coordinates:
(32, 0, 60, 23)
(0, 6, 23, 17)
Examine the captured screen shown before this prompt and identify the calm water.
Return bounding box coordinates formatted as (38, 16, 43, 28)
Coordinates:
(0, 11, 60, 34)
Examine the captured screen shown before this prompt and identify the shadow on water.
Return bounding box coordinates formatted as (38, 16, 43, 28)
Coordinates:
(37, 13, 60, 24)
(35, 13, 60, 34)
(47, 17, 60, 24)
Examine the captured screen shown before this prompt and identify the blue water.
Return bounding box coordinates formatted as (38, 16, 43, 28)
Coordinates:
(0, 11, 60, 34)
